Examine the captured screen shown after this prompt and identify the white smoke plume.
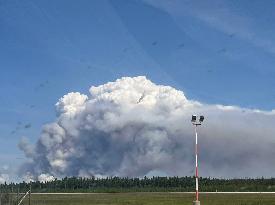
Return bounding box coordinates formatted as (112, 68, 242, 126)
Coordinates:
(22, 172, 35, 183)
(38, 174, 55, 183)
(18, 137, 34, 158)
(0, 174, 9, 184)
(19, 76, 275, 179)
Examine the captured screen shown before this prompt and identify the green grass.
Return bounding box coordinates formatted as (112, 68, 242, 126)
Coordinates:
(21, 193, 275, 205)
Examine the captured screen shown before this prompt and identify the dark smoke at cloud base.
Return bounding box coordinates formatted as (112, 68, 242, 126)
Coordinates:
(18, 76, 275, 181)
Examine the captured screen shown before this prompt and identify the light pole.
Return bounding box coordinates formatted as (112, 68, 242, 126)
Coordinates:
(191, 115, 204, 205)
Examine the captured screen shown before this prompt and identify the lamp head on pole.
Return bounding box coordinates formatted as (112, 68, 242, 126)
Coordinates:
(191, 115, 197, 123)
(191, 115, 205, 125)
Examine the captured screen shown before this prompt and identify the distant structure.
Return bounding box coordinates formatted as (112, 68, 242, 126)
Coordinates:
(191, 115, 205, 205)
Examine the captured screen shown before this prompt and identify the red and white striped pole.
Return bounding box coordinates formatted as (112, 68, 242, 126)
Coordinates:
(195, 125, 199, 202)
(191, 115, 204, 205)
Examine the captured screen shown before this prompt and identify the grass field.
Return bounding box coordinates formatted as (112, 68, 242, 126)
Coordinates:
(22, 193, 275, 205)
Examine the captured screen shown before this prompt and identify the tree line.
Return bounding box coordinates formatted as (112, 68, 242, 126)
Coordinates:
(1, 176, 275, 193)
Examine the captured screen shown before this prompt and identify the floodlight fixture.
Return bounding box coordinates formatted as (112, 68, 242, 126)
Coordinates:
(191, 115, 197, 122)
(191, 115, 204, 126)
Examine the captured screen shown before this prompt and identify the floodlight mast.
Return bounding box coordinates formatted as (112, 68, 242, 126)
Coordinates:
(191, 115, 204, 205)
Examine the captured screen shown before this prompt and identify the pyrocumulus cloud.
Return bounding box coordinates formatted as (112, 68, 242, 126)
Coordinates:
(19, 76, 275, 180)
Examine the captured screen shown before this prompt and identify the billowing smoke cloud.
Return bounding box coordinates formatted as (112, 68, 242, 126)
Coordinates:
(0, 174, 9, 184)
(38, 174, 55, 183)
(0, 165, 11, 184)
(0, 173, 10, 184)
(18, 137, 34, 158)
(19, 76, 275, 179)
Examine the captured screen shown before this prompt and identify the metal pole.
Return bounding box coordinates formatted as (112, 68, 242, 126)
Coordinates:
(11, 185, 13, 205)
(195, 125, 199, 201)
(28, 184, 31, 205)
(0, 184, 2, 205)
(17, 188, 19, 205)
(193, 124, 200, 205)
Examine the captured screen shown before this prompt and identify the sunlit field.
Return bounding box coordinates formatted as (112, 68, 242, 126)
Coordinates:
(21, 193, 275, 205)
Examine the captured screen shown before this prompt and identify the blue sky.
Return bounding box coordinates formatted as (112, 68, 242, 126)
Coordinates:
(1, 0, 275, 177)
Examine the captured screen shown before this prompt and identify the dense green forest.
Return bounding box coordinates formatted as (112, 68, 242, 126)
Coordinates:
(1, 176, 275, 193)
